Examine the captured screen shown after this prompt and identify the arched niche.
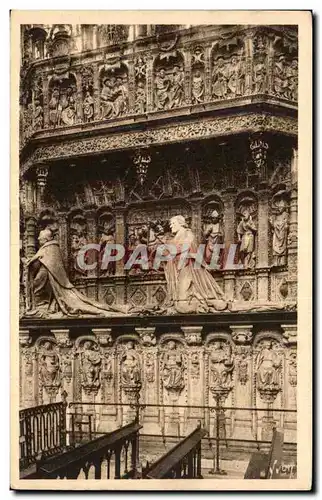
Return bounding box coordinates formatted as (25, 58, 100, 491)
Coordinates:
(48, 73, 77, 128)
(271, 36, 298, 101)
(29, 26, 47, 60)
(99, 63, 129, 120)
(201, 195, 225, 266)
(68, 210, 88, 279)
(211, 35, 246, 100)
(153, 51, 185, 110)
(235, 192, 258, 270)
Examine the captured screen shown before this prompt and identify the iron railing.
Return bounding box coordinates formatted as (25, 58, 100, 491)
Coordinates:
(19, 401, 68, 470)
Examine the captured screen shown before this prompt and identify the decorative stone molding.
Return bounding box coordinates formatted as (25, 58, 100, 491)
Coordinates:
(21, 113, 297, 174)
(19, 329, 32, 347)
(181, 326, 203, 345)
(92, 328, 113, 346)
(230, 325, 253, 344)
(281, 324, 297, 345)
(51, 329, 72, 347)
(135, 327, 156, 346)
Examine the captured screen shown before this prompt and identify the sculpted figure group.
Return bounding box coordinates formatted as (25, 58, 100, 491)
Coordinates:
(154, 66, 184, 110)
(100, 76, 129, 119)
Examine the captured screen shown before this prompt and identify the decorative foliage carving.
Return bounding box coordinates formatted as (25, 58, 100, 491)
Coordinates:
(230, 325, 253, 344)
(181, 326, 202, 345)
(135, 328, 156, 347)
(134, 56, 147, 114)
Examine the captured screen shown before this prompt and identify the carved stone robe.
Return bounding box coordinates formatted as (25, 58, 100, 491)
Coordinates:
(26, 240, 126, 317)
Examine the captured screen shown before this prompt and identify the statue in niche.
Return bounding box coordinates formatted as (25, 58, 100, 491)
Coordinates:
(24, 227, 128, 317)
(155, 68, 171, 110)
(80, 341, 102, 389)
(83, 90, 94, 122)
(39, 341, 61, 388)
(169, 65, 184, 108)
(269, 194, 289, 266)
(120, 341, 141, 386)
(114, 76, 129, 116)
(33, 99, 43, 130)
(253, 53, 268, 93)
(58, 86, 76, 126)
(48, 88, 60, 127)
(237, 209, 257, 269)
(209, 341, 234, 391)
(135, 80, 146, 113)
(227, 54, 245, 97)
(164, 215, 228, 313)
(212, 57, 229, 99)
(99, 220, 116, 277)
(203, 209, 224, 266)
(100, 79, 116, 119)
(162, 341, 185, 392)
(70, 223, 88, 276)
(192, 70, 204, 104)
(145, 353, 155, 383)
(255, 340, 281, 393)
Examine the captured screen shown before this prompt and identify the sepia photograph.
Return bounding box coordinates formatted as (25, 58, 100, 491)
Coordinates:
(10, 10, 312, 491)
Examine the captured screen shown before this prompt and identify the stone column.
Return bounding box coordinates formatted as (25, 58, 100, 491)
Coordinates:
(190, 199, 202, 243)
(57, 211, 69, 266)
(36, 165, 49, 210)
(19, 330, 35, 408)
(84, 209, 98, 299)
(204, 43, 212, 101)
(288, 148, 298, 301)
(42, 75, 50, 128)
(243, 31, 253, 95)
(127, 55, 136, 114)
(257, 188, 270, 302)
(75, 71, 83, 124)
(146, 54, 154, 112)
(24, 215, 37, 258)
(92, 63, 100, 120)
(51, 329, 73, 401)
(184, 48, 192, 106)
(114, 205, 126, 277)
(222, 190, 236, 294)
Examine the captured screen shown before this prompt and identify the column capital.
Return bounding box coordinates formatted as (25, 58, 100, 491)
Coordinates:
(181, 326, 203, 345)
(135, 327, 156, 346)
(281, 324, 297, 345)
(92, 328, 113, 346)
(230, 324, 253, 344)
(19, 329, 31, 347)
(51, 329, 72, 347)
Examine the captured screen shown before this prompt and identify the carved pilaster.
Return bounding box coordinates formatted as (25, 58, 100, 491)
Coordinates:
(115, 206, 126, 277)
(42, 75, 49, 128)
(84, 209, 98, 281)
(57, 212, 68, 266)
(204, 44, 212, 101)
(36, 165, 49, 209)
(24, 216, 37, 258)
(127, 55, 136, 114)
(92, 63, 100, 120)
(146, 54, 154, 112)
(183, 49, 192, 105)
(190, 200, 202, 243)
(257, 189, 270, 268)
(181, 326, 202, 345)
(224, 272, 235, 301)
(243, 32, 253, 95)
(75, 71, 83, 123)
(222, 190, 236, 247)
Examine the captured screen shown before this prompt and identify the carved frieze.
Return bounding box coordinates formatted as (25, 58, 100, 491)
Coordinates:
(21, 114, 298, 173)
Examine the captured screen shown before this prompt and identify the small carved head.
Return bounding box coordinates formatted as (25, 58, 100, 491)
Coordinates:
(83, 340, 92, 350)
(168, 340, 176, 350)
(126, 340, 134, 350)
(38, 228, 53, 246)
(170, 215, 186, 233)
